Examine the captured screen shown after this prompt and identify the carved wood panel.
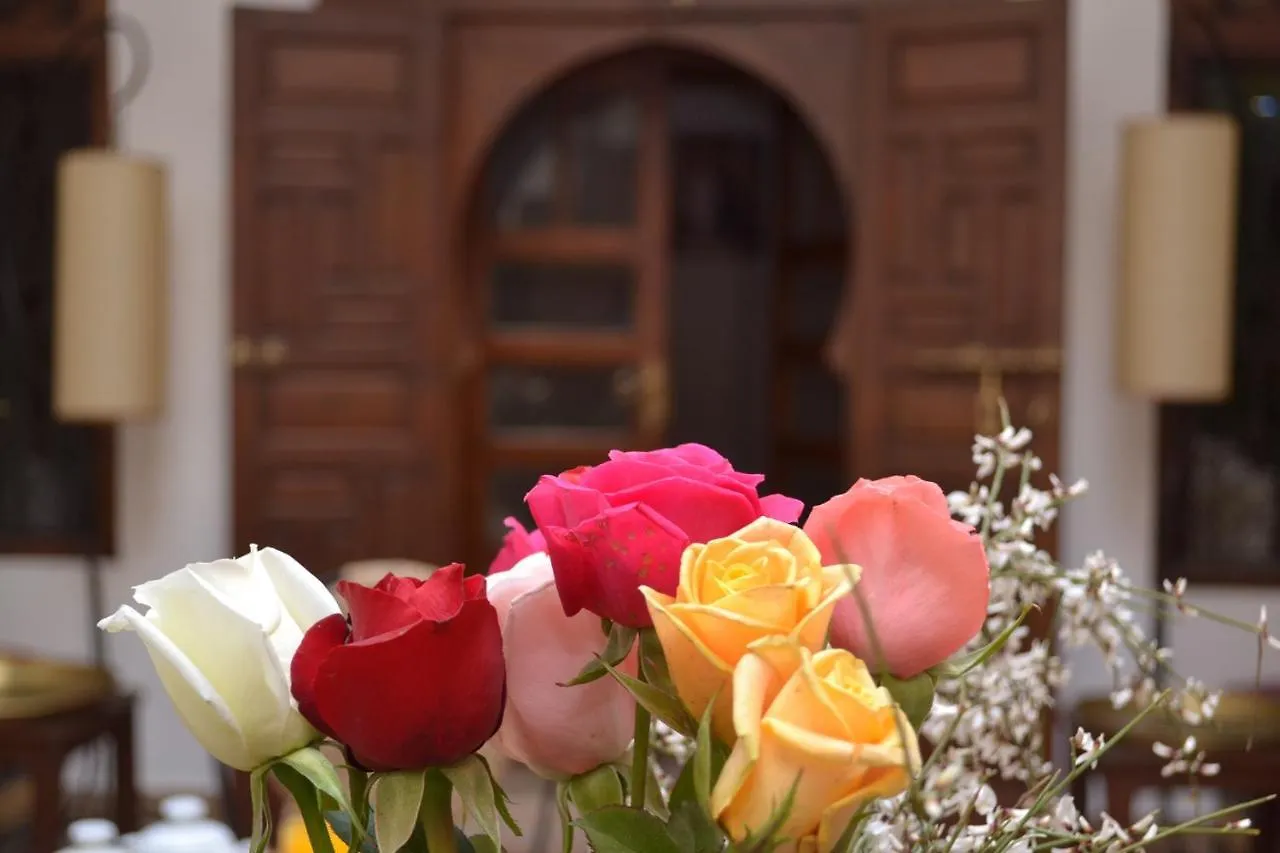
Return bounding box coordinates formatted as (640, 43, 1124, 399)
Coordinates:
(850, 0, 1067, 494)
(233, 6, 451, 577)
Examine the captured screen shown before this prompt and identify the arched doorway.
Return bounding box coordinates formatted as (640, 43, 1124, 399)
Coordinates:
(463, 49, 850, 561)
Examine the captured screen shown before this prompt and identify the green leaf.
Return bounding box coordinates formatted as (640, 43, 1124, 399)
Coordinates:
(374, 770, 426, 853)
(249, 763, 275, 853)
(567, 765, 626, 815)
(668, 801, 725, 853)
(691, 696, 724, 816)
(565, 623, 638, 686)
(598, 656, 697, 736)
(879, 671, 936, 730)
(467, 835, 498, 853)
(472, 753, 524, 837)
(931, 605, 1035, 679)
(323, 812, 378, 853)
(279, 746, 355, 816)
(574, 806, 683, 853)
(638, 629, 678, 698)
(443, 754, 511, 849)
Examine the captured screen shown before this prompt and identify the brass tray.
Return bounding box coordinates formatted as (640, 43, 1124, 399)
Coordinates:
(0, 653, 115, 720)
(1075, 692, 1280, 752)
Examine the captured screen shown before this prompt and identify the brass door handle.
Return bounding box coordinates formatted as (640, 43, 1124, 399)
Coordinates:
(230, 336, 255, 368)
(637, 360, 671, 438)
(259, 335, 289, 367)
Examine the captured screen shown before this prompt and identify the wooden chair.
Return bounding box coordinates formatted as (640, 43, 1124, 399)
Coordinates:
(0, 655, 136, 853)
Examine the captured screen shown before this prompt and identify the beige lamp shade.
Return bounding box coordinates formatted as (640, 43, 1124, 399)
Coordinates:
(54, 149, 169, 422)
(1117, 114, 1240, 401)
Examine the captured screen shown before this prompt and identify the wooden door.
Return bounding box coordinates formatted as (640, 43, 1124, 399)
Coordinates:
(465, 63, 669, 564)
(848, 0, 1067, 491)
(232, 5, 451, 577)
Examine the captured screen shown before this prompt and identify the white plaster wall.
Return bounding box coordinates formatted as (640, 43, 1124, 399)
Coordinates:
(0, 0, 315, 794)
(0, 0, 1278, 797)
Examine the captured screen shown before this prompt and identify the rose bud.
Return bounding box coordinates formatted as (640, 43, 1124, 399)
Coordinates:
(98, 547, 340, 771)
(485, 552, 636, 779)
(527, 444, 803, 627)
(712, 639, 920, 852)
(803, 476, 991, 678)
(291, 564, 505, 771)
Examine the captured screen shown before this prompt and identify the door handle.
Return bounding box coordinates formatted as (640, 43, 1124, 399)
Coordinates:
(230, 336, 256, 369)
(259, 335, 290, 368)
(637, 360, 671, 439)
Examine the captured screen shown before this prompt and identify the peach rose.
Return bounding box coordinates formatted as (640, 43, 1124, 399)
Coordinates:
(485, 552, 636, 779)
(803, 476, 989, 678)
(640, 517, 853, 744)
(711, 639, 919, 852)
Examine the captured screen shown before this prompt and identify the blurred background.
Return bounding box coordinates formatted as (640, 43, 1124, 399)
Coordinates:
(1, 0, 1279, 850)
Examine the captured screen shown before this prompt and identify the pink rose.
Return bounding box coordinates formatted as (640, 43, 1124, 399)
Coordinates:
(485, 552, 636, 779)
(803, 476, 990, 678)
(527, 444, 803, 627)
(488, 517, 547, 575)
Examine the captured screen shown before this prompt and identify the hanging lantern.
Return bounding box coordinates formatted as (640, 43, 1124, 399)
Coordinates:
(53, 149, 169, 422)
(1116, 114, 1240, 401)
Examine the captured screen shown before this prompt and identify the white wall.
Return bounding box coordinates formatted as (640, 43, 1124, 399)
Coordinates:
(1059, 0, 1280, 711)
(0, 0, 313, 794)
(0, 0, 1277, 796)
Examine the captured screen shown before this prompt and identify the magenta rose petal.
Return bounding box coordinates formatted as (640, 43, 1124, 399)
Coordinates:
(527, 476, 611, 528)
(539, 525, 601, 620)
(337, 582, 421, 642)
(608, 478, 758, 543)
(760, 493, 805, 523)
(576, 502, 689, 626)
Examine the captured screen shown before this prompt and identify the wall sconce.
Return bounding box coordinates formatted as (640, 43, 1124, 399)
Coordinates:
(1116, 114, 1240, 402)
(52, 15, 168, 423)
(53, 151, 169, 422)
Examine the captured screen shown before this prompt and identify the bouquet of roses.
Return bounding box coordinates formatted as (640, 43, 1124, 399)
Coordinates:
(98, 432, 1278, 852)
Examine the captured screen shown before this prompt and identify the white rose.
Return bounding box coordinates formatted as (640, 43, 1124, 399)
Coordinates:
(99, 546, 340, 770)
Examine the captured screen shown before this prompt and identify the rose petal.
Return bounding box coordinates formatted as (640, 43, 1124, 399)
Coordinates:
(544, 502, 689, 626)
(606, 478, 758, 543)
(404, 563, 468, 621)
(494, 577, 636, 777)
(527, 476, 610, 529)
(808, 491, 989, 677)
(759, 493, 805, 524)
(338, 582, 420, 643)
(291, 612, 349, 740)
(310, 598, 506, 771)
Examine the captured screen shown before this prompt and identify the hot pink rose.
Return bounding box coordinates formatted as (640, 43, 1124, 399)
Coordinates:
(485, 552, 636, 779)
(488, 517, 547, 575)
(803, 476, 990, 678)
(527, 444, 803, 627)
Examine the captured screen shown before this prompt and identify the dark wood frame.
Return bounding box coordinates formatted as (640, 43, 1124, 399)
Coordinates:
(1158, 0, 1280, 586)
(0, 0, 115, 558)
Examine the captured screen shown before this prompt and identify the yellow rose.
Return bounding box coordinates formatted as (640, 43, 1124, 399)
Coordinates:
(711, 638, 921, 853)
(640, 517, 854, 743)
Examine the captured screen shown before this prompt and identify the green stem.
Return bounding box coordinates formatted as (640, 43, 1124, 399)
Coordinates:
(348, 767, 370, 846)
(420, 769, 458, 853)
(629, 668, 652, 808)
(273, 766, 335, 853)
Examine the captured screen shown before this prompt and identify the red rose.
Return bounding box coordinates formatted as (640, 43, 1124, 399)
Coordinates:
(488, 517, 547, 575)
(291, 564, 505, 771)
(526, 444, 803, 627)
